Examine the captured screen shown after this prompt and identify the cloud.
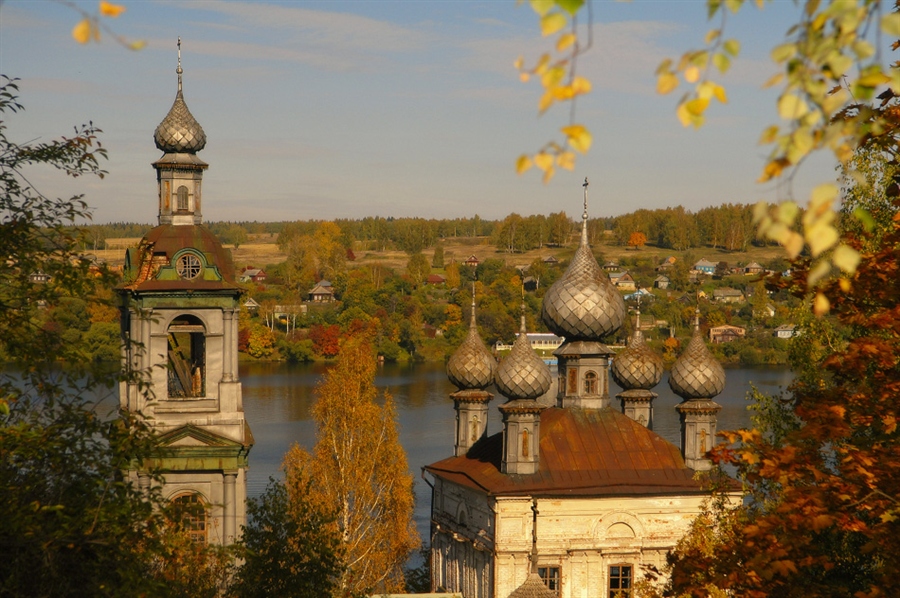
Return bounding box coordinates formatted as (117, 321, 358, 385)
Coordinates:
(170, 1, 431, 72)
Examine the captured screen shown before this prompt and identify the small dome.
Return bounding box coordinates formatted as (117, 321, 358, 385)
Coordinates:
(447, 301, 495, 390)
(154, 90, 207, 153)
(541, 184, 625, 340)
(611, 321, 663, 390)
(508, 573, 557, 598)
(669, 320, 726, 399)
(496, 313, 551, 400)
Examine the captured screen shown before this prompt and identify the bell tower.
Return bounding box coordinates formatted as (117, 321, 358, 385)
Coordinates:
(119, 40, 252, 546)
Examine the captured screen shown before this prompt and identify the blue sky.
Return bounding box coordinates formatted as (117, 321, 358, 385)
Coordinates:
(0, 1, 859, 224)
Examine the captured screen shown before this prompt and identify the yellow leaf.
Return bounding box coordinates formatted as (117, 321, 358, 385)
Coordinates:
(813, 292, 831, 316)
(514, 56, 524, 70)
(72, 19, 91, 44)
(676, 102, 693, 127)
(571, 76, 591, 95)
(551, 85, 575, 100)
(685, 97, 710, 116)
(775, 201, 799, 225)
(556, 32, 576, 52)
(806, 221, 839, 257)
(882, 12, 900, 36)
(542, 165, 556, 184)
(759, 125, 779, 145)
(530, 0, 554, 16)
(128, 40, 147, 51)
(684, 66, 700, 83)
(832, 244, 860, 274)
(657, 72, 679, 95)
(540, 13, 567, 37)
(538, 90, 554, 113)
(723, 38, 741, 56)
(99, 1, 126, 17)
(758, 159, 786, 182)
(562, 125, 592, 153)
(809, 183, 838, 211)
(712, 83, 727, 104)
(516, 154, 533, 175)
(705, 28, 720, 44)
(520, 72, 531, 83)
(753, 200, 770, 225)
(839, 277, 852, 292)
(534, 152, 554, 172)
(771, 42, 797, 62)
(778, 94, 809, 120)
(541, 66, 566, 89)
(557, 151, 575, 171)
(784, 231, 804, 259)
(763, 72, 785, 89)
(808, 260, 832, 288)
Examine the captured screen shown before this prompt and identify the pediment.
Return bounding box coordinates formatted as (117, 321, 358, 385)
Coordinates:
(156, 424, 242, 449)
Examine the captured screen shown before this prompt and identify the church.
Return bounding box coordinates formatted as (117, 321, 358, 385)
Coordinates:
(425, 181, 735, 598)
(117, 41, 252, 546)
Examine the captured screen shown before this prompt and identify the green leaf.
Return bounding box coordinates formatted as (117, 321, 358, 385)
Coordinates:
(771, 42, 797, 62)
(554, 0, 585, 15)
(540, 12, 567, 37)
(713, 52, 731, 73)
(723, 38, 741, 56)
(778, 94, 809, 120)
(852, 207, 876, 232)
(529, 0, 555, 16)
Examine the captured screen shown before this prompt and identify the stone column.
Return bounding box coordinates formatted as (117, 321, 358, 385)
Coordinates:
(676, 399, 722, 470)
(617, 389, 657, 429)
(224, 471, 237, 544)
(222, 308, 234, 382)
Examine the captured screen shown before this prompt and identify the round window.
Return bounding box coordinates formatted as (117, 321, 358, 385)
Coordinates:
(176, 253, 202, 280)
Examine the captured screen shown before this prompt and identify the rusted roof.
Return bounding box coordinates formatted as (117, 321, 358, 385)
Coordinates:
(425, 407, 709, 497)
(120, 224, 240, 293)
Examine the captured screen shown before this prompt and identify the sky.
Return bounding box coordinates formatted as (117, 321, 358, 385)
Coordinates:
(0, 0, 868, 225)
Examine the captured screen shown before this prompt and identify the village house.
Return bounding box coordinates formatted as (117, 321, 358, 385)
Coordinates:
(712, 287, 745, 303)
(709, 324, 746, 344)
(774, 324, 800, 339)
(239, 267, 267, 284)
(692, 258, 717, 275)
(309, 280, 335, 302)
(465, 255, 481, 268)
(744, 262, 765, 275)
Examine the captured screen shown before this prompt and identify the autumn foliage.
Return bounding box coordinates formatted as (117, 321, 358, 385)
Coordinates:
(665, 205, 900, 597)
(628, 231, 648, 249)
(284, 332, 419, 596)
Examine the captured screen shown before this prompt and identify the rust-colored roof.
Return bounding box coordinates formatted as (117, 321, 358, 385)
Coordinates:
(120, 224, 240, 293)
(425, 407, 709, 497)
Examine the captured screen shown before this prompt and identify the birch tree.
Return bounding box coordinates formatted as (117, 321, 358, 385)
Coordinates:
(284, 332, 419, 596)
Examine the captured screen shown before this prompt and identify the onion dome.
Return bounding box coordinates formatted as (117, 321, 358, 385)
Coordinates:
(669, 310, 726, 399)
(541, 179, 625, 340)
(447, 294, 496, 390)
(154, 39, 207, 154)
(611, 309, 663, 390)
(496, 309, 552, 400)
(508, 573, 557, 598)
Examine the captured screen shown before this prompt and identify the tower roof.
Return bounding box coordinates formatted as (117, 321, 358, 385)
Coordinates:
(446, 291, 496, 390)
(541, 179, 625, 340)
(154, 39, 207, 154)
(669, 311, 726, 399)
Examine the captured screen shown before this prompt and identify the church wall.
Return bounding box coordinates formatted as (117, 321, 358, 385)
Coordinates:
(482, 493, 706, 598)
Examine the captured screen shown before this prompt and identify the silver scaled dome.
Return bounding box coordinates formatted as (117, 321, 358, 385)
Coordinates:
(611, 312, 663, 390)
(446, 297, 496, 390)
(495, 311, 552, 400)
(154, 41, 207, 154)
(541, 181, 625, 340)
(508, 573, 557, 598)
(669, 314, 726, 399)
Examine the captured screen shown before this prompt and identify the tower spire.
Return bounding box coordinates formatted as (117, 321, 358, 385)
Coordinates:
(177, 37, 183, 93)
(581, 176, 589, 243)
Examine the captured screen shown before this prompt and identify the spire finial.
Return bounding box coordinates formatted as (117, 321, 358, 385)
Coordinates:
(177, 37, 183, 93)
(694, 307, 701, 331)
(470, 280, 477, 327)
(581, 177, 590, 243)
(530, 499, 540, 573)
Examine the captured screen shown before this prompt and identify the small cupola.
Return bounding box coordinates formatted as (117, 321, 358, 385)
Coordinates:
(153, 38, 208, 226)
(496, 305, 551, 475)
(670, 308, 726, 470)
(446, 289, 496, 456)
(611, 303, 663, 428)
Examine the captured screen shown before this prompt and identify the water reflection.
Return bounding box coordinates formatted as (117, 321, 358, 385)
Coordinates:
(240, 361, 793, 546)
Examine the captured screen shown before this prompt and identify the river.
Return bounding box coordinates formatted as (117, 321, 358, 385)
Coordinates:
(239, 361, 794, 547)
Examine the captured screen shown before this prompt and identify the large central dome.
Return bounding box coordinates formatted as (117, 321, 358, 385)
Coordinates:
(541, 185, 625, 340)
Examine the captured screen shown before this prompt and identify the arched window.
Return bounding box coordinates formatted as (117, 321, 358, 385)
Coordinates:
(584, 371, 598, 394)
(176, 185, 190, 211)
(167, 314, 206, 398)
(172, 493, 207, 544)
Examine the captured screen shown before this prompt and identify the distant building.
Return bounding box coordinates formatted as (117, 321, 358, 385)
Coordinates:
(542, 255, 559, 266)
(239, 267, 267, 284)
(465, 255, 480, 268)
(426, 274, 446, 285)
(712, 287, 744, 303)
(614, 272, 636, 291)
(744, 262, 765, 275)
(774, 324, 800, 339)
(309, 280, 335, 302)
(653, 275, 670, 289)
(494, 332, 564, 353)
(242, 297, 260, 311)
(709, 325, 746, 344)
(603, 261, 619, 272)
(29, 270, 51, 284)
(693, 258, 716, 275)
